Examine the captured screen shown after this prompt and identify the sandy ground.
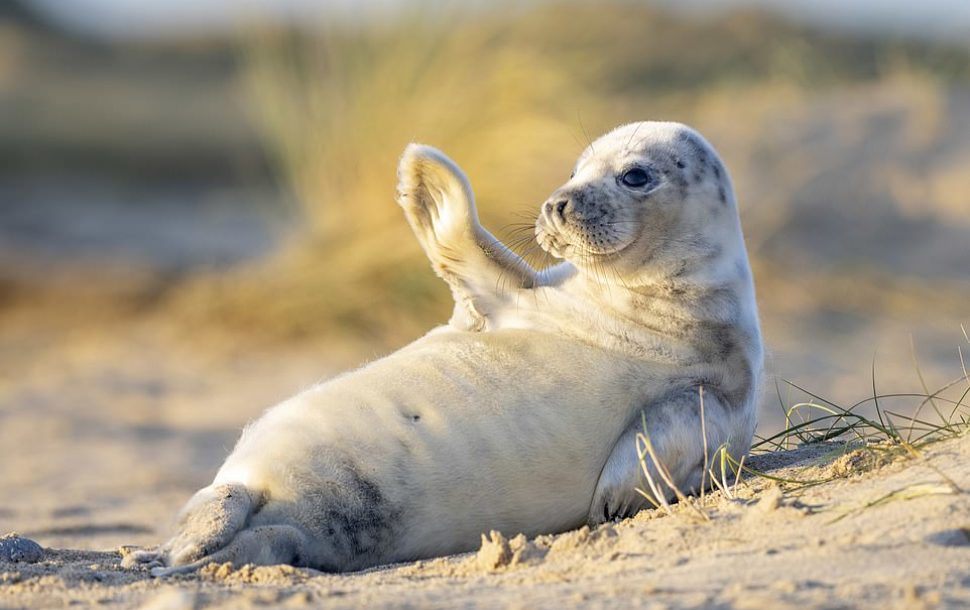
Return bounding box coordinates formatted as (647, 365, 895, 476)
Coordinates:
(3, 427, 969, 609)
(1, 290, 969, 610)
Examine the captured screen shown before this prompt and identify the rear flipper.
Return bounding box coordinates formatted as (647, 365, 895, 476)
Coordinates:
(148, 524, 310, 577)
(123, 483, 254, 570)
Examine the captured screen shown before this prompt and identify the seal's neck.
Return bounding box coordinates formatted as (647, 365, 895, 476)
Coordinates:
(584, 253, 746, 321)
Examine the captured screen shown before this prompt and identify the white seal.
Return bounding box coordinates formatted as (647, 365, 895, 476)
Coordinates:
(130, 121, 763, 575)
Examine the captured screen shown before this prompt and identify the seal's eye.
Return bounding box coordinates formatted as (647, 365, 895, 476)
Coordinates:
(619, 168, 651, 188)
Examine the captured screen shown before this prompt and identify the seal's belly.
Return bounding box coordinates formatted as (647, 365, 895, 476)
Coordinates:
(218, 328, 653, 560)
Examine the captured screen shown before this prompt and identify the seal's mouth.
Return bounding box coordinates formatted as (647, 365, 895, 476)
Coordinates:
(534, 216, 567, 259)
(534, 212, 638, 261)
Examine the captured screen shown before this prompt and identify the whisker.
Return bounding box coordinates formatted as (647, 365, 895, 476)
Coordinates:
(501, 227, 538, 239)
(577, 110, 595, 154)
(503, 235, 538, 249)
(505, 237, 540, 255)
(522, 246, 554, 274)
(625, 122, 643, 150)
(501, 226, 539, 238)
(510, 210, 541, 220)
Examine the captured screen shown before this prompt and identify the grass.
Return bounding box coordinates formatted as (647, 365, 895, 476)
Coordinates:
(633, 331, 970, 519)
(188, 0, 970, 344)
(743, 362, 969, 488)
(635, 408, 710, 521)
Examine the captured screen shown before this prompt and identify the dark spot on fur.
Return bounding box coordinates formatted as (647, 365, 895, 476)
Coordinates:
(673, 172, 689, 195)
(671, 260, 689, 278)
(675, 157, 686, 169)
(677, 130, 709, 163)
(690, 319, 756, 410)
(712, 164, 721, 179)
(309, 462, 403, 570)
(677, 130, 702, 148)
(251, 490, 269, 516)
(718, 186, 727, 205)
(399, 409, 421, 423)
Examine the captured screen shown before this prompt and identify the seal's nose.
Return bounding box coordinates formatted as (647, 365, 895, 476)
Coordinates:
(543, 198, 572, 222)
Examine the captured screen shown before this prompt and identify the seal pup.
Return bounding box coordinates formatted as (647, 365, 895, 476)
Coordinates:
(398, 121, 763, 521)
(129, 121, 762, 574)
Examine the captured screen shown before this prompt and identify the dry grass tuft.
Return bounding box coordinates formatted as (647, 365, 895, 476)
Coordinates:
(169, 2, 970, 347)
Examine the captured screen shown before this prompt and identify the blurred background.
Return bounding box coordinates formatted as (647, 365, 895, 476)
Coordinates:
(0, 0, 968, 548)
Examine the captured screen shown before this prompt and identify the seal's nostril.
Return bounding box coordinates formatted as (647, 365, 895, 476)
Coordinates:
(555, 200, 568, 218)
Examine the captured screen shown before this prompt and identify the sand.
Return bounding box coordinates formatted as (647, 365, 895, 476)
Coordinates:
(1, 292, 968, 609)
(2, 435, 968, 609)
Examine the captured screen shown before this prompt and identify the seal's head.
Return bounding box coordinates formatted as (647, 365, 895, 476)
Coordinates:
(535, 121, 742, 280)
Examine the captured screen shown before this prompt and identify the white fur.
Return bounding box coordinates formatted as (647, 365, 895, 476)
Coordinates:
(131, 122, 763, 574)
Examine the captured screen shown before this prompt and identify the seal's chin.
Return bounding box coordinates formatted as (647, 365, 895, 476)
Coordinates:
(534, 220, 567, 259)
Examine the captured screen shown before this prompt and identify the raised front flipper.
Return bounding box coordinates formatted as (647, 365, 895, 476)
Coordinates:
(396, 144, 538, 330)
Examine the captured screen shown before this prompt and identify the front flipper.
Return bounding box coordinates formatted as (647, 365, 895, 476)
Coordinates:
(588, 389, 736, 525)
(396, 144, 537, 330)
